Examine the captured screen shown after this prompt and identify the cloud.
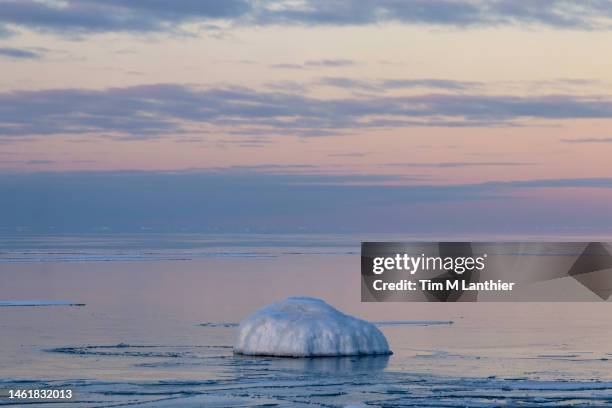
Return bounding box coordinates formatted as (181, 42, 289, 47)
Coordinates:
(0, 25, 14, 37)
(2, 170, 612, 233)
(215, 137, 273, 148)
(317, 77, 379, 91)
(0, 159, 56, 165)
(265, 81, 309, 93)
(203, 163, 429, 180)
(489, 178, 612, 189)
(0, 159, 95, 166)
(254, 0, 612, 29)
(304, 59, 356, 67)
(269, 63, 305, 70)
(0, 46, 44, 59)
(209, 164, 320, 173)
(1, 0, 612, 38)
(382, 161, 534, 168)
(25, 159, 55, 165)
(328, 152, 369, 158)
(381, 79, 480, 90)
(2, 84, 612, 140)
(270, 59, 357, 70)
(318, 77, 481, 92)
(561, 137, 612, 143)
(318, 77, 605, 94)
(0, 0, 252, 37)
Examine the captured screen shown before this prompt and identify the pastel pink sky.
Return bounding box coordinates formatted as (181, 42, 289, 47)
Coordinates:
(0, 2, 610, 187)
(2, 1, 612, 233)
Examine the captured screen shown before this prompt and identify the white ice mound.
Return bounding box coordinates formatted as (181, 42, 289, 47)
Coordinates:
(234, 297, 391, 357)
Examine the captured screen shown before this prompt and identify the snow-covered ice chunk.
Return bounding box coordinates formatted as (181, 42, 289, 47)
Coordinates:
(234, 297, 391, 357)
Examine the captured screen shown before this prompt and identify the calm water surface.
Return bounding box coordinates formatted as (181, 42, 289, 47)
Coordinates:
(1, 234, 611, 406)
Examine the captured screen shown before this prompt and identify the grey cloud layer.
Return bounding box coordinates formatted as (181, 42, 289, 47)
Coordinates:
(2, 84, 612, 139)
(271, 59, 357, 70)
(561, 137, 612, 143)
(0, 46, 43, 59)
(0, 0, 252, 35)
(1, 0, 612, 36)
(383, 161, 533, 168)
(2, 170, 611, 233)
(318, 77, 481, 91)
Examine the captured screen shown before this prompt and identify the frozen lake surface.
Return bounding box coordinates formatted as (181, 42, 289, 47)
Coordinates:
(1, 234, 612, 406)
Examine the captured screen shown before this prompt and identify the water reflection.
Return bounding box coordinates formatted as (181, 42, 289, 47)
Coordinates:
(233, 353, 390, 373)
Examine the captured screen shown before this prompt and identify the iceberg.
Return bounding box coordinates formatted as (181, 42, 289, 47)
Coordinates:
(234, 297, 391, 357)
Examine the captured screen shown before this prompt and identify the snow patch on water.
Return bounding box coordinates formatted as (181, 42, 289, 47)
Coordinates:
(234, 297, 391, 357)
(0, 300, 84, 307)
(199, 322, 239, 328)
(374, 320, 454, 326)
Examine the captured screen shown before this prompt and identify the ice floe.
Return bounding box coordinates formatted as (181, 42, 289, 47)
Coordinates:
(234, 297, 391, 357)
(0, 300, 84, 307)
(374, 320, 453, 326)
